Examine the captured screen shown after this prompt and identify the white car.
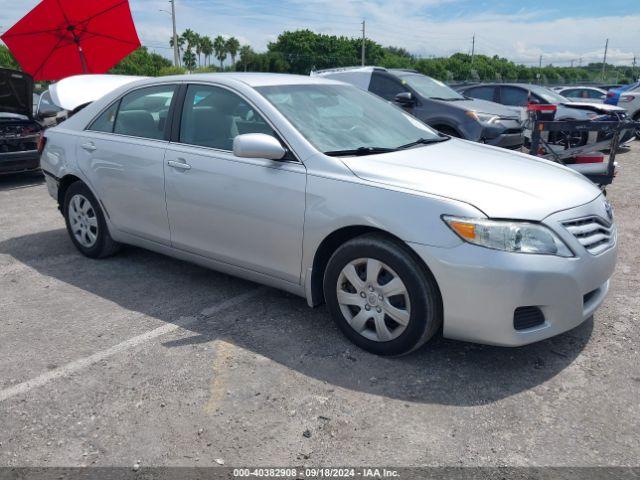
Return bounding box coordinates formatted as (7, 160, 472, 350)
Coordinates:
(554, 86, 608, 103)
(618, 88, 640, 127)
(40, 73, 617, 355)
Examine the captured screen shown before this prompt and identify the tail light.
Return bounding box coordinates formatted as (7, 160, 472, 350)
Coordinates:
(606, 91, 615, 97)
(37, 134, 47, 154)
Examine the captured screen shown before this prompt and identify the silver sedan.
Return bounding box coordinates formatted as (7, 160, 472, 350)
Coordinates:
(40, 73, 617, 355)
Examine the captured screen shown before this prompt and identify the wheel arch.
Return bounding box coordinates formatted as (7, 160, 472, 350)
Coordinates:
(308, 225, 440, 307)
(57, 174, 83, 210)
(431, 123, 463, 138)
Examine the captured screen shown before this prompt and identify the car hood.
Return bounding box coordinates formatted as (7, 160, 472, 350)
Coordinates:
(0, 68, 33, 118)
(560, 101, 625, 114)
(440, 97, 520, 118)
(50, 74, 145, 111)
(465, 98, 521, 117)
(341, 139, 601, 220)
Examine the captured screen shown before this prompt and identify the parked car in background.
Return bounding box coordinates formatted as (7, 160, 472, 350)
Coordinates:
(41, 73, 616, 355)
(459, 82, 634, 147)
(617, 88, 640, 135)
(312, 67, 524, 149)
(554, 86, 607, 103)
(604, 81, 640, 106)
(0, 68, 43, 175)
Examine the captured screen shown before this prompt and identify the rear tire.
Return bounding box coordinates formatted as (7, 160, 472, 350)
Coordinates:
(63, 181, 121, 259)
(323, 234, 442, 356)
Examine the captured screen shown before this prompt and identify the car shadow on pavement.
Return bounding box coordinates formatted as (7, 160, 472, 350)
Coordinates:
(0, 228, 594, 406)
(0, 171, 44, 191)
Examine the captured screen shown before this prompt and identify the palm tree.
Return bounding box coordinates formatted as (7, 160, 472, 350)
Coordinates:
(225, 37, 240, 66)
(200, 36, 214, 67)
(213, 35, 227, 70)
(169, 35, 185, 66)
(194, 33, 203, 67)
(181, 29, 198, 53)
(182, 49, 196, 71)
(239, 45, 253, 72)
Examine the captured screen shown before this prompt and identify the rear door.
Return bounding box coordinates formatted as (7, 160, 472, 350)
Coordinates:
(498, 86, 530, 107)
(163, 83, 306, 284)
(76, 84, 178, 245)
(464, 85, 497, 102)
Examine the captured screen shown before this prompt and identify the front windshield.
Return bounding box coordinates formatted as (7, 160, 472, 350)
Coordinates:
(397, 74, 465, 101)
(528, 85, 569, 104)
(256, 84, 441, 153)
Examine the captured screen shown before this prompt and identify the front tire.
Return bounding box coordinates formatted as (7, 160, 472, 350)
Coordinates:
(63, 181, 120, 258)
(323, 234, 442, 356)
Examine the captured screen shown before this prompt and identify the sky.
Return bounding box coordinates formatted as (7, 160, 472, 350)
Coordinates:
(1, 0, 639, 66)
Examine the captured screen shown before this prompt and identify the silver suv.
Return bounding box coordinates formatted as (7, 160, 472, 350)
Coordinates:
(41, 73, 617, 355)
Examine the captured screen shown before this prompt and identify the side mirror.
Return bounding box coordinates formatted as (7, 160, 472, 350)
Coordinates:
(233, 133, 286, 160)
(394, 92, 415, 106)
(37, 108, 59, 119)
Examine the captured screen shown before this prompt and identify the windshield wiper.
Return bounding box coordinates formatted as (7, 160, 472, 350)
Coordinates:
(396, 137, 449, 150)
(324, 146, 396, 157)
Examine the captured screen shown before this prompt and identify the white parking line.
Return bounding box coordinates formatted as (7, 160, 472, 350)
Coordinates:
(0, 287, 267, 403)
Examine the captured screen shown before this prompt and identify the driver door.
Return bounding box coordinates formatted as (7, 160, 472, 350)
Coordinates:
(163, 84, 307, 284)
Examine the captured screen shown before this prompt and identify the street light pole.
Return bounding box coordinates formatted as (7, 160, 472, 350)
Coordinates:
(170, 0, 179, 67)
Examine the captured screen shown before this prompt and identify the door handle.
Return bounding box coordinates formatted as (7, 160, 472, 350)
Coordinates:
(167, 159, 191, 170)
(81, 142, 96, 152)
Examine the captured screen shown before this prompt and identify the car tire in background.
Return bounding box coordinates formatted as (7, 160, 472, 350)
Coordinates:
(323, 233, 442, 356)
(63, 181, 121, 259)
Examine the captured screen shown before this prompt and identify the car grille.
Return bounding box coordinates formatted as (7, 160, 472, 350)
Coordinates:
(562, 216, 615, 255)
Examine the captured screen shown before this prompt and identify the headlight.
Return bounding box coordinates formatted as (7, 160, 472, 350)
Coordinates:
(443, 216, 573, 257)
(466, 111, 500, 124)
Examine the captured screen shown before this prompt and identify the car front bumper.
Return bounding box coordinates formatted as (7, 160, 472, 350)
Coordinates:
(480, 121, 525, 149)
(409, 199, 617, 346)
(0, 150, 40, 175)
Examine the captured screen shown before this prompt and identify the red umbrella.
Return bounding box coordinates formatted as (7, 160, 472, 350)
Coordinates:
(1, 0, 141, 81)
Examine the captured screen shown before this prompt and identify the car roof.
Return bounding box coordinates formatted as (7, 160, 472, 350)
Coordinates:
(557, 86, 604, 90)
(162, 72, 345, 87)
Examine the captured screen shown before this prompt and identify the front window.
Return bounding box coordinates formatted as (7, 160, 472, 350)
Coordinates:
(256, 84, 441, 154)
(179, 84, 275, 150)
(397, 74, 465, 101)
(527, 85, 569, 104)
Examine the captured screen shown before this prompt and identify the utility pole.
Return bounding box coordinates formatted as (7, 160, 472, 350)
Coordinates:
(471, 34, 475, 65)
(601, 38, 609, 81)
(539, 54, 542, 68)
(361, 20, 366, 67)
(170, 0, 179, 67)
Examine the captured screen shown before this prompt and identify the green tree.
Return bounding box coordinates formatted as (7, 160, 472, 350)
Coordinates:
(194, 33, 203, 67)
(181, 29, 198, 52)
(182, 49, 197, 71)
(200, 36, 214, 67)
(110, 47, 172, 76)
(0, 45, 19, 69)
(169, 35, 185, 66)
(226, 36, 240, 66)
(213, 35, 227, 70)
(238, 45, 254, 72)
